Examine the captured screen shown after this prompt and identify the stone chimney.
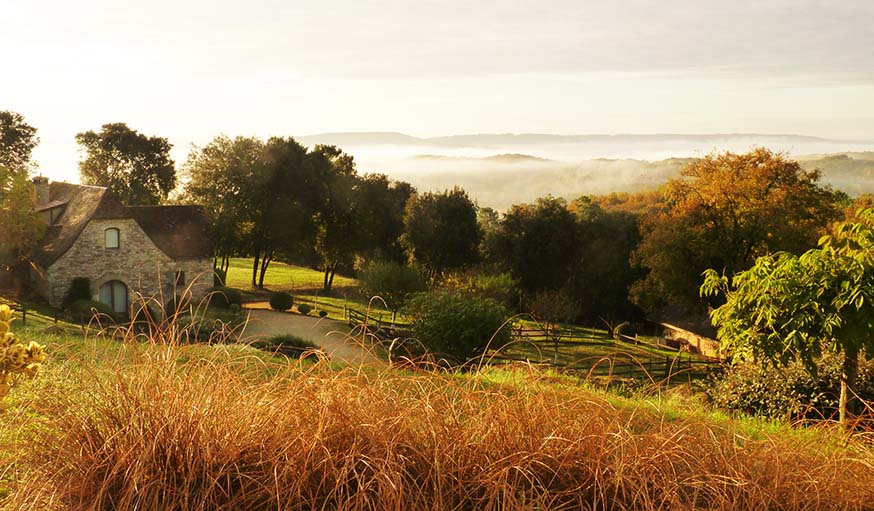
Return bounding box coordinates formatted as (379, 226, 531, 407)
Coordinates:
(32, 176, 49, 206)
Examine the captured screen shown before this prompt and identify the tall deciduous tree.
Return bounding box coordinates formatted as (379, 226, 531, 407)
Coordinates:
(402, 187, 481, 282)
(569, 195, 646, 322)
(77, 123, 176, 205)
(182, 135, 265, 274)
(0, 165, 44, 268)
(311, 145, 360, 292)
(0, 111, 39, 173)
(633, 148, 840, 313)
(353, 173, 414, 264)
(702, 209, 874, 425)
(249, 137, 325, 288)
(485, 196, 578, 293)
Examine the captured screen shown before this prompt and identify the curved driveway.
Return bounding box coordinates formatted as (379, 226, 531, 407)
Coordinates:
(240, 307, 381, 365)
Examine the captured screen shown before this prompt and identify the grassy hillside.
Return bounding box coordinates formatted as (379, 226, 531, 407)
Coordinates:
(1, 318, 873, 510)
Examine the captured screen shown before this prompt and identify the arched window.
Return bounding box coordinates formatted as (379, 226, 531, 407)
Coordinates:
(98, 280, 128, 314)
(105, 228, 120, 249)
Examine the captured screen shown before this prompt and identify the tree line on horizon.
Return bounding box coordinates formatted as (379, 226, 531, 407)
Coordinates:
(1, 111, 870, 323)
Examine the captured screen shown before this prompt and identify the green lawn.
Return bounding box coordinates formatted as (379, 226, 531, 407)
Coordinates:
(224, 258, 358, 298)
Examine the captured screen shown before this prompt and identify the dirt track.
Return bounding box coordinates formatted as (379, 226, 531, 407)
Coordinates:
(239, 307, 380, 365)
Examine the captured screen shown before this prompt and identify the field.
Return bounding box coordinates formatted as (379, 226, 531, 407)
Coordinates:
(2, 314, 873, 510)
(223, 258, 357, 296)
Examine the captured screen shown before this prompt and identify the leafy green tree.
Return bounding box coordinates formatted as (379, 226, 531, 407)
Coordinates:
(702, 209, 874, 425)
(0, 111, 39, 172)
(353, 173, 414, 264)
(311, 145, 360, 292)
(249, 137, 326, 288)
(569, 196, 645, 322)
(485, 196, 578, 293)
(77, 123, 176, 205)
(184, 135, 329, 288)
(182, 135, 265, 275)
(358, 260, 426, 316)
(0, 165, 44, 268)
(402, 187, 481, 282)
(635, 148, 840, 314)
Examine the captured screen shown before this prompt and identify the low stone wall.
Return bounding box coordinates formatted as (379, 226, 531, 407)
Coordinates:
(659, 323, 722, 359)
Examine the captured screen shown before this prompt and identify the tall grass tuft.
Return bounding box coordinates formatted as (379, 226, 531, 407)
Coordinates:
(4, 313, 874, 510)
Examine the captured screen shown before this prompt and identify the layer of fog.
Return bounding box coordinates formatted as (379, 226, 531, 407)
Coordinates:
(297, 133, 874, 210)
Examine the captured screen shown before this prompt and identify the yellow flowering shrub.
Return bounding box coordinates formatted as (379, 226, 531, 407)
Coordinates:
(0, 304, 45, 404)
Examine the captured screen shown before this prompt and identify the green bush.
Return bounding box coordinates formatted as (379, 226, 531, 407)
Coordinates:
(297, 303, 313, 315)
(402, 291, 512, 362)
(358, 260, 426, 313)
(706, 354, 874, 421)
(318, 310, 328, 318)
(67, 299, 113, 323)
(208, 287, 242, 309)
(62, 277, 92, 309)
(443, 271, 520, 308)
(252, 334, 320, 358)
(269, 292, 294, 311)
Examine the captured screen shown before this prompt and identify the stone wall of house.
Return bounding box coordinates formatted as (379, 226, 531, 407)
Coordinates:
(43, 219, 211, 309)
(170, 258, 214, 304)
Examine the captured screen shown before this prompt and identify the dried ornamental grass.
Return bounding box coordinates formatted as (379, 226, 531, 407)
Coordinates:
(5, 344, 874, 511)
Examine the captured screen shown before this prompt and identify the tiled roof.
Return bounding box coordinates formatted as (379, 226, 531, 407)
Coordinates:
(127, 205, 213, 259)
(30, 182, 211, 266)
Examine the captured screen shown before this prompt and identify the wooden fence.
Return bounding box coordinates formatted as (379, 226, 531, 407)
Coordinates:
(347, 309, 413, 339)
(344, 310, 723, 381)
(500, 323, 723, 380)
(487, 351, 722, 381)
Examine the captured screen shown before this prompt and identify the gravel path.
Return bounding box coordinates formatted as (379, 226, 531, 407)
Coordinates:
(240, 307, 381, 365)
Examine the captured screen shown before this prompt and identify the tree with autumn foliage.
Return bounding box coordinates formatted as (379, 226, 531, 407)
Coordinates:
(632, 148, 841, 313)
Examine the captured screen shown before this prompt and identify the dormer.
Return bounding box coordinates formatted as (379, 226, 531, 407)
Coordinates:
(32, 177, 68, 226)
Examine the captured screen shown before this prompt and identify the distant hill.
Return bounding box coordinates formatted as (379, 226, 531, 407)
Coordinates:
(298, 131, 851, 149)
(799, 153, 874, 196)
(413, 153, 551, 163)
(297, 132, 422, 147)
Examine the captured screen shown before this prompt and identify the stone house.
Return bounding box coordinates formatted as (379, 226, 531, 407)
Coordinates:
(29, 178, 213, 314)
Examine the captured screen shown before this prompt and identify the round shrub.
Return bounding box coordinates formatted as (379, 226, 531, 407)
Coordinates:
(706, 353, 874, 421)
(401, 291, 512, 362)
(318, 310, 328, 318)
(297, 303, 313, 315)
(269, 292, 294, 311)
(208, 287, 242, 309)
(63, 277, 92, 309)
(67, 299, 113, 323)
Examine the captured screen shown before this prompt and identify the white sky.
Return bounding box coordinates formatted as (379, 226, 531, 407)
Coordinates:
(3, 0, 874, 182)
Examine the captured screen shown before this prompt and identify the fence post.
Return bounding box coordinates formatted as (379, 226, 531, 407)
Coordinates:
(21, 305, 26, 326)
